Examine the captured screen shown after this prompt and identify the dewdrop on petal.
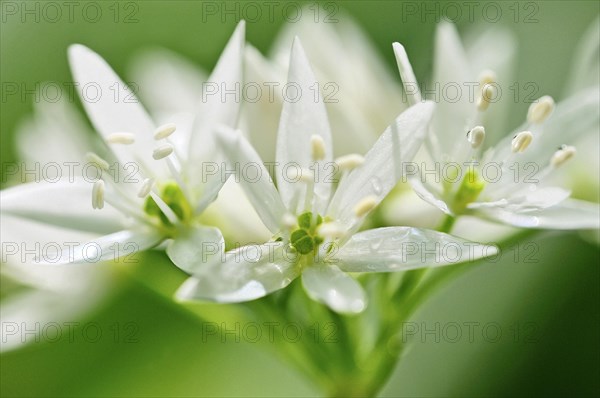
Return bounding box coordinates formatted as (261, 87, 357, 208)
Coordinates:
(511, 131, 533, 153)
(154, 123, 176, 140)
(92, 180, 105, 209)
(467, 126, 486, 149)
(527, 96, 555, 124)
(106, 132, 135, 145)
(353, 195, 378, 218)
(551, 145, 576, 167)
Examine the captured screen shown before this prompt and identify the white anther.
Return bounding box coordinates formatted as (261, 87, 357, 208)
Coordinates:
(353, 195, 378, 218)
(477, 85, 496, 111)
(317, 222, 345, 239)
(310, 135, 326, 161)
(527, 96, 555, 124)
(152, 144, 174, 160)
(467, 126, 486, 149)
(281, 213, 297, 230)
(106, 132, 135, 145)
(137, 178, 155, 198)
(299, 168, 315, 184)
(154, 123, 177, 140)
(550, 145, 576, 167)
(511, 131, 534, 153)
(92, 180, 105, 209)
(335, 154, 365, 171)
(85, 152, 109, 170)
(478, 69, 497, 87)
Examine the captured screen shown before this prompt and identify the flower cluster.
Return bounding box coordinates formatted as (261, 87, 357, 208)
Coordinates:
(1, 18, 598, 335)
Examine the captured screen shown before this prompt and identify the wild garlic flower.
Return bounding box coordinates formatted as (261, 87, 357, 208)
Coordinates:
(0, 22, 245, 271)
(176, 38, 497, 314)
(393, 22, 600, 230)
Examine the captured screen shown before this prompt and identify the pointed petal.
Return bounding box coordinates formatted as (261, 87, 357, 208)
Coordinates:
(409, 176, 452, 215)
(470, 187, 571, 212)
(216, 127, 287, 233)
(335, 227, 498, 272)
(167, 226, 224, 274)
(477, 199, 600, 230)
(1, 179, 124, 235)
(301, 264, 366, 314)
(431, 21, 474, 158)
(241, 45, 284, 164)
(68, 44, 163, 179)
(188, 21, 245, 171)
(35, 228, 162, 265)
(566, 17, 599, 94)
(328, 101, 435, 229)
(176, 243, 299, 303)
(275, 37, 333, 214)
(129, 48, 207, 114)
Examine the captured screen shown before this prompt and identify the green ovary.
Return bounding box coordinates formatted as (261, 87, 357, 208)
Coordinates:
(451, 167, 485, 214)
(144, 181, 193, 229)
(290, 211, 325, 255)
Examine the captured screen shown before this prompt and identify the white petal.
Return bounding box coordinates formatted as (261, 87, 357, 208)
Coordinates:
(166, 226, 224, 273)
(301, 264, 366, 314)
(328, 101, 435, 229)
(477, 199, 600, 230)
(241, 45, 284, 164)
(16, 98, 96, 166)
(430, 21, 474, 159)
(470, 187, 571, 212)
(68, 44, 163, 180)
(409, 176, 452, 215)
(1, 179, 124, 235)
(176, 243, 299, 303)
(129, 48, 207, 114)
(335, 227, 498, 272)
(216, 127, 287, 233)
(187, 21, 245, 175)
(275, 37, 333, 214)
(566, 17, 599, 94)
(35, 228, 162, 265)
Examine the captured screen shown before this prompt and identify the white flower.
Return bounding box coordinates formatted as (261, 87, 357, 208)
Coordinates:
(176, 38, 497, 314)
(0, 21, 246, 272)
(394, 21, 600, 230)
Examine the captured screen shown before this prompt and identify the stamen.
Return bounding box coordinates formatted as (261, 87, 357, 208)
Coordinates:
(335, 154, 365, 171)
(478, 69, 497, 87)
(477, 85, 495, 112)
(317, 222, 345, 239)
(92, 180, 105, 209)
(85, 152, 109, 170)
(137, 178, 155, 198)
(153, 144, 174, 160)
(393, 42, 422, 105)
(154, 123, 177, 140)
(551, 145, 576, 167)
(107, 132, 135, 145)
(310, 135, 326, 161)
(467, 126, 486, 149)
(149, 191, 179, 225)
(353, 195, 378, 218)
(511, 131, 533, 153)
(527, 96, 555, 124)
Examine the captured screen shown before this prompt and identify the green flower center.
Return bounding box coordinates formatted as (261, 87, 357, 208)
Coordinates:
(290, 211, 325, 255)
(448, 167, 485, 214)
(144, 181, 193, 230)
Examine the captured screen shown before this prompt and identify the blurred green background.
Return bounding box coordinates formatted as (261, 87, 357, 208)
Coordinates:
(1, 1, 599, 397)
